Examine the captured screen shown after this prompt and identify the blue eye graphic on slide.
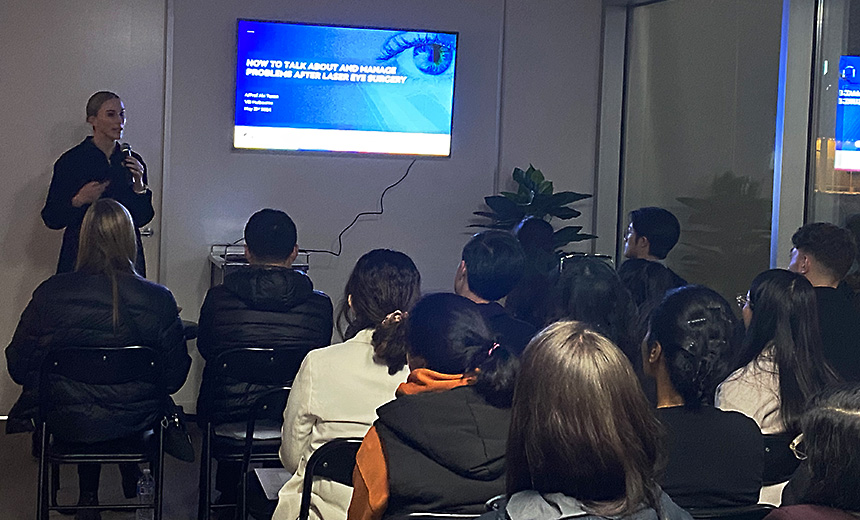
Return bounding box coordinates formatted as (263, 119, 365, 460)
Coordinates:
(378, 32, 456, 76)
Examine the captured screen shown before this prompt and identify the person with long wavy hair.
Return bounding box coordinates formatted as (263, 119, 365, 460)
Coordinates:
(274, 249, 421, 520)
(716, 269, 839, 505)
(499, 321, 690, 520)
(645, 286, 762, 509)
(6, 199, 189, 520)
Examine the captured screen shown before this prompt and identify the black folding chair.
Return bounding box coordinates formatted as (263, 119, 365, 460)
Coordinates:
(199, 348, 306, 520)
(297, 437, 363, 520)
(36, 346, 166, 520)
(237, 386, 291, 520)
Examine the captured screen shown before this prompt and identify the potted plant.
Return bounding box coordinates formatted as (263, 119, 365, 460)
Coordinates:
(472, 165, 596, 249)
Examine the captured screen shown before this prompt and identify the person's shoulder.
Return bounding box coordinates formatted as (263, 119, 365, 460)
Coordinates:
(55, 138, 97, 165)
(305, 330, 372, 361)
(121, 274, 177, 302)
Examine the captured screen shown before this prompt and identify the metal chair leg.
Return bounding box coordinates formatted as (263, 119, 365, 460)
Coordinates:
(36, 424, 49, 520)
(198, 425, 212, 520)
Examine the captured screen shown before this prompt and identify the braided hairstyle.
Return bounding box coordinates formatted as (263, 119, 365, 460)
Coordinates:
(648, 285, 738, 408)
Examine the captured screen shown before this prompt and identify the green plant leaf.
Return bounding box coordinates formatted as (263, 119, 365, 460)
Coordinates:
(528, 167, 545, 186)
(548, 206, 581, 219)
(538, 180, 553, 195)
(512, 167, 527, 186)
(550, 191, 592, 205)
(527, 193, 554, 218)
(552, 225, 597, 247)
(485, 195, 524, 220)
(467, 222, 516, 229)
(473, 211, 499, 219)
(501, 191, 530, 204)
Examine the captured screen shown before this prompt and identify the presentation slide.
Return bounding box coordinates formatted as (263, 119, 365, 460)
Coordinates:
(835, 55, 860, 170)
(234, 20, 458, 156)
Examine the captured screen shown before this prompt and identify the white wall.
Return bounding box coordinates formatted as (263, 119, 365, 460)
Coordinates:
(0, 0, 604, 413)
(0, 1, 167, 414)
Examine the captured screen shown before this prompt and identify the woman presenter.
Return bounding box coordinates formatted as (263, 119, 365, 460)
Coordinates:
(42, 91, 154, 275)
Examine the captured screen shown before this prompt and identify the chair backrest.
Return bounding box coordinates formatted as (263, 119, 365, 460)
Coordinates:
(38, 346, 164, 440)
(41, 346, 161, 387)
(213, 347, 306, 386)
(762, 432, 801, 486)
(688, 504, 774, 520)
(242, 386, 292, 464)
(298, 437, 363, 520)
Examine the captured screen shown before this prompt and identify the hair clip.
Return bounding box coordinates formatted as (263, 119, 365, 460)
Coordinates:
(381, 310, 407, 327)
(488, 343, 500, 356)
(687, 317, 706, 325)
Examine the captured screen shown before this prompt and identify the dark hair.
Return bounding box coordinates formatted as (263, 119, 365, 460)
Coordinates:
(406, 293, 518, 407)
(791, 222, 857, 281)
(800, 384, 860, 511)
(86, 91, 119, 119)
(618, 259, 684, 309)
(507, 321, 665, 517)
(648, 286, 738, 408)
(541, 256, 639, 363)
(336, 249, 421, 374)
(736, 269, 839, 430)
(244, 209, 298, 263)
(513, 217, 555, 254)
(629, 207, 681, 260)
(462, 230, 525, 301)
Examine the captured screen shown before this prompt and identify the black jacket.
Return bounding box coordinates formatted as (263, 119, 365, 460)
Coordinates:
(815, 285, 860, 382)
(42, 137, 155, 275)
(5, 272, 190, 441)
(196, 266, 333, 423)
(477, 302, 537, 357)
(376, 386, 510, 517)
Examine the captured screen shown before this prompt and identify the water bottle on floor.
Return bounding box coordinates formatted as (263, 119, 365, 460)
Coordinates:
(136, 468, 155, 520)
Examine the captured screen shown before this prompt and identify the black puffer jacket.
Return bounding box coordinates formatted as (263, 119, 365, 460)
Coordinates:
(376, 385, 510, 517)
(196, 266, 333, 423)
(5, 272, 190, 441)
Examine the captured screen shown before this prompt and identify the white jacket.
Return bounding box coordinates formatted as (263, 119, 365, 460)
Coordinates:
(273, 328, 408, 520)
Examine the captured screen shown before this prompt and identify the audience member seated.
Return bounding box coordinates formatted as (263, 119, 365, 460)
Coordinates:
(506, 217, 559, 329)
(5, 199, 190, 520)
(645, 286, 762, 509)
(623, 207, 686, 286)
(540, 256, 639, 368)
(618, 257, 686, 342)
(787, 222, 860, 382)
(454, 230, 537, 356)
(348, 293, 518, 520)
(495, 321, 691, 520)
(765, 385, 860, 520)
(716, 269, 838, 505)
(273, 249, 420, 520)
(196, 208, 333, 507)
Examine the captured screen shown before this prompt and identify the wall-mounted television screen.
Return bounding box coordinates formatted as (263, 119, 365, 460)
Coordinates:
(234, 19, 458, 156)
(835, 55, 860, 170)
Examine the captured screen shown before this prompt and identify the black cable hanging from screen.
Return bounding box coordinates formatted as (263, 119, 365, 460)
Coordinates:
(301, 158, 417, 257)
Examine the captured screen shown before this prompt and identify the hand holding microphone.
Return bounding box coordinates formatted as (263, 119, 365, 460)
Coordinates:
(121, 143, 147, 194)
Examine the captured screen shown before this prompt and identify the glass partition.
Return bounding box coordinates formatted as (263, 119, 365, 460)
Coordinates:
(808, 1, 860, 229)
(620, 0, 783, 301)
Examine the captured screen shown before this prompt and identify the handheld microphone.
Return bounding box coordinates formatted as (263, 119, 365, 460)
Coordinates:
(120, 143, 132, 157)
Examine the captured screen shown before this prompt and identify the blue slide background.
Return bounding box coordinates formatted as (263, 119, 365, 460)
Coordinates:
(836, 56, 860, 151)
(235, 20, 457, 134)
